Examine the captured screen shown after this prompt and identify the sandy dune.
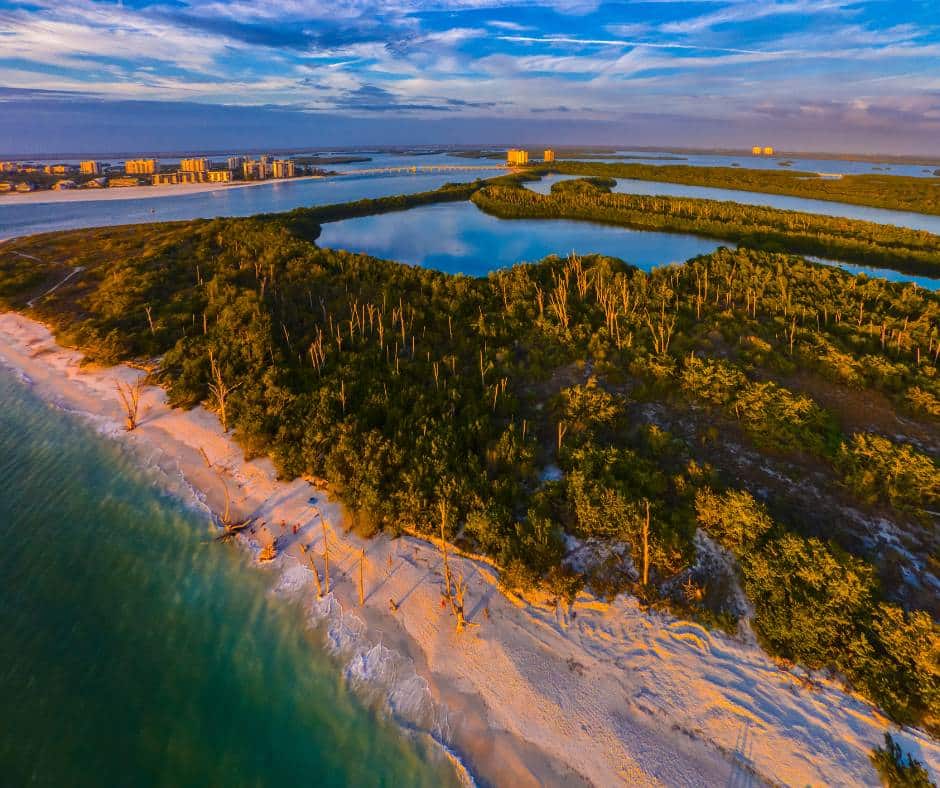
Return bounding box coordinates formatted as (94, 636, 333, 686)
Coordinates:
(1, 310, 937, 787)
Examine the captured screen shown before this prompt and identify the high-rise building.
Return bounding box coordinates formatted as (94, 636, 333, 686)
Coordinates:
(242, 157, 277, 179)
(227, 156, 244, 172)
(507, 149, 529, 166)
(80, 160, 101, 175)
(752, 146, 763, 156)
(763, 146, 775, 156)
(126, 159, 157, 174)
(543, 149, 555, 163)
(180, 158, 208, 172)
(272, 159, 295, 179)
(242, 159, 264, 180)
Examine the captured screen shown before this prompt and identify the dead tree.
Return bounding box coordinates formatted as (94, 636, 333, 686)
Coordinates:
(213, 468, 251, 541)
(645, 301, 677, 356)
(300, 543, 324, 598)
(439, 501, 453, 603)
(321, 515, 331, 595)
(358, 548, 366, 606)
(557, 421, 568, 457)
(207, 349, 241, 432)
(438, 501, 474, 632)
(116, 377, 144, 431)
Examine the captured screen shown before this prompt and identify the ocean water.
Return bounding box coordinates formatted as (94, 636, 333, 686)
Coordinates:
(0, 369, 462, 787)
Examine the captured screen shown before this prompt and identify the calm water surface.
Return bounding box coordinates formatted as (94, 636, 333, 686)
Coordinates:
(5, 150, 939, 240)
(0, 370, 462, 787)
(316, 201, 721, 275)
(0, 154, 503, 239)
(316, 201, 940, 290)
(595, 150, 940, 178)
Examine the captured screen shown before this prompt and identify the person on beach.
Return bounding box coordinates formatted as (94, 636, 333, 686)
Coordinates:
(389, 598, 399, 612)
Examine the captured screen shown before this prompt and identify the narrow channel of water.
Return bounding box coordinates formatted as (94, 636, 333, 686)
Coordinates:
(0, 369, 463, 788)
(526, 174, 940, 234)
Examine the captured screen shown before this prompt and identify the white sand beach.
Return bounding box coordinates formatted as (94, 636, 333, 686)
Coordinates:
(1, 309, 937, 787)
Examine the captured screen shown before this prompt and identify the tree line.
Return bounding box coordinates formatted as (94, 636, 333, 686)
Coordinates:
(533, 160, 940, 216)
(472, 179, 940, 277)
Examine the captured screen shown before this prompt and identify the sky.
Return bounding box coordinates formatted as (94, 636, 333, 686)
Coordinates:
(1, 0, 939, 156)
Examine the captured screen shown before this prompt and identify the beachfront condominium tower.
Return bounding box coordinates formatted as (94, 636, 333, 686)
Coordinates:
(272, 159, 295, 179)
(125, 159, 157, 175)
(180, 158, 208, 172)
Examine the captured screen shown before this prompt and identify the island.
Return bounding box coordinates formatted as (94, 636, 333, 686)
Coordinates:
(1, 174, 937, 785)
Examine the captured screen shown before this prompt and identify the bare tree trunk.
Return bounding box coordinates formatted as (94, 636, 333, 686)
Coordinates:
(301, 544, 324, 598)
(642, 500, 650, 586)
(321, 518, 331, 595)
(358, 548, 365, 606)
(207, 349, 241, 432)
(438, 501, 474, 632)
(115, 377, 143, 431)
(439, 501, 452, 601)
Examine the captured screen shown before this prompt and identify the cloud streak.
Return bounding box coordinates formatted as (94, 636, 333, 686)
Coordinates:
(0, 0, 938, 152)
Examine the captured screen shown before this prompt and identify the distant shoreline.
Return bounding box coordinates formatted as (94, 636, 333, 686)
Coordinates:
(3, 146, 940, 167)
(0, 174, 328, 206)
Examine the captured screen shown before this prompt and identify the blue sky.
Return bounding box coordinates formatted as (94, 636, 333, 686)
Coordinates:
(1, 0, 939, 155)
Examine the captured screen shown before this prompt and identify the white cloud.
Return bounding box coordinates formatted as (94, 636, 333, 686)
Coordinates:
(660, 0, 854, 35)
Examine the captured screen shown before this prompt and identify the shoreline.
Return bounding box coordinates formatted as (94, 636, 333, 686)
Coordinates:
(0, 175, 329, 206)
(1, 310, 938, 786)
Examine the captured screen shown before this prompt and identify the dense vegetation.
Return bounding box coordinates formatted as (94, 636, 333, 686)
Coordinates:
(536, 161, 940, 216)
(1, 200, 938, 733)
(472, 181, 940, 276)
(550, 176, 616, 195)
(870, 733, 936, 787)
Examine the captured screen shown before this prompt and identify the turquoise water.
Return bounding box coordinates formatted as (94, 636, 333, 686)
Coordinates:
(0, 369, 461, 787)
